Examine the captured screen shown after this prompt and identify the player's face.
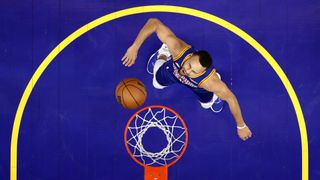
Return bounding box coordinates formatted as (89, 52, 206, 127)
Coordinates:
(179, 55, 206, 77)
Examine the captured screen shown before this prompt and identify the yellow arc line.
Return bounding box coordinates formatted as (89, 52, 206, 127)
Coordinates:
(10, 5, 308, 180)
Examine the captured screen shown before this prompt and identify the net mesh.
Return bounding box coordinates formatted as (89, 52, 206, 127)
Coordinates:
(126, 107, 187, 167)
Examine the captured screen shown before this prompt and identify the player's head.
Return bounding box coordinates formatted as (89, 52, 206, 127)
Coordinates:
(180, 50, 212, 77)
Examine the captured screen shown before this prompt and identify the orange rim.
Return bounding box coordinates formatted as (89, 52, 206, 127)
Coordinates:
(124, 105, 189, 168)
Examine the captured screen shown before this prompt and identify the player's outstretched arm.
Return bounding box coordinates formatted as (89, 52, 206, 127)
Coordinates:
(122, 18, 188, 67)
(199, 75, 253, 141)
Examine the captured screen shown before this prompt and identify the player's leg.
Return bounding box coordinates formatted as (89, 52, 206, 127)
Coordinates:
(148, 44, 176, 89)
(195, 90, 224, 113)
(210, 72, 224, 112)
(152, 59, 167, 89)
(147, 44, 171, 74)
(193, 73, 224, 113)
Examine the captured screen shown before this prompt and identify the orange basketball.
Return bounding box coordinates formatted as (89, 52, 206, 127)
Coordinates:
(115, 78, 147, 109)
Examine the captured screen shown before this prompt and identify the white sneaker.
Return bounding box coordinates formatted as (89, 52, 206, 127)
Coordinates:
(157, 44, 171, 60)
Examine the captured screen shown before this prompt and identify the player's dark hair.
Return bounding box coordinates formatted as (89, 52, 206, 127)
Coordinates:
(193, 50, 212, 69)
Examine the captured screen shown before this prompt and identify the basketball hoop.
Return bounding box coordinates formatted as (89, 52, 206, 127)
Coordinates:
(124, 105, 188, 180)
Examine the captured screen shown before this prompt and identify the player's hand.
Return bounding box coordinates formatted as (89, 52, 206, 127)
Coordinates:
(237, 125, 252, 141)
(122, 45, 138, 67)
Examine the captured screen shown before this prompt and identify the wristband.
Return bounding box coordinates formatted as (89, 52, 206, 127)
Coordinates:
(237, 124, 247, 130)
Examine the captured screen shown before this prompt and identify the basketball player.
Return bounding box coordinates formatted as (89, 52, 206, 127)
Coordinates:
(122, 18, 252, 141)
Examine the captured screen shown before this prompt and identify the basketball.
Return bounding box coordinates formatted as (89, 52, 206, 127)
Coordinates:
(115, 78, 147, 109)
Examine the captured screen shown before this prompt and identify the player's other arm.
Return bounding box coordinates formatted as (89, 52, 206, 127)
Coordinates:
(199, 76, 253, 141)
(122, 18, 188, 66)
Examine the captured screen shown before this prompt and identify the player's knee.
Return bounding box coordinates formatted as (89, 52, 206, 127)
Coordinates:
(158, 54, 168, 61)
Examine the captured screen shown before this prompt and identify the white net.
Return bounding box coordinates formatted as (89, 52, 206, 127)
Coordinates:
(126, 107, 187, 167)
